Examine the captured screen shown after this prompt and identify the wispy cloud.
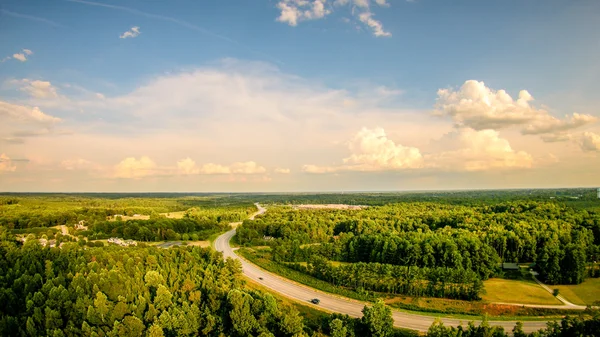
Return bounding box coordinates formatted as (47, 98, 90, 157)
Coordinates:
(65, 0, 282, 64)
(120, 26, 141, 39)
(0, 9, 63, 27)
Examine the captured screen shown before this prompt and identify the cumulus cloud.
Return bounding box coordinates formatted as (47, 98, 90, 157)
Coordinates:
(343, 127, 422, 169)
(275, 0, 391, 37)
(114, 156, 157, 178)
(435, 80, 596, 138)
(13, 53, 27, 62)
(429, 128, 534, 171)
(274, 167, 291, 174)
(120, 26, 141, 39)
(304, 127, 423, 173)
(304, 127, 534, 173)
(580, 132, 600, 152)
(0, 153, 17, 173)
(276, 0, 330, 26)
(177, 157, 199, 174)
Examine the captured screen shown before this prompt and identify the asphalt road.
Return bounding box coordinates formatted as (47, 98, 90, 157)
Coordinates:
(157, 241, 183, 249)
(214, 206, 552, 333)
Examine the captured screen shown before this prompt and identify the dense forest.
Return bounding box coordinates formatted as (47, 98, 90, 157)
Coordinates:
(1, 227, 599, 336)
(237, 193, 600, 301)
(1, 191, 600, 336)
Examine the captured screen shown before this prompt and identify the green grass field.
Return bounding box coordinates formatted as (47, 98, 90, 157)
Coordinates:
(160, 211, 186, 219)
(482, 278, 561, 305)
(553, 278, 600, 306)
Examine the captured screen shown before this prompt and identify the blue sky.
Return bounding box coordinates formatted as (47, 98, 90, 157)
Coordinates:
(0, 0, 599, 191)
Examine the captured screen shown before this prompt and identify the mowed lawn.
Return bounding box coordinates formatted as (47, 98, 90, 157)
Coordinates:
(482, 278, 562, 305)
(553, 278, 600, 306)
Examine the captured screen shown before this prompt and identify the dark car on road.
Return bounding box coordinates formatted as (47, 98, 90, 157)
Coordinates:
(311, 298, 320, 304)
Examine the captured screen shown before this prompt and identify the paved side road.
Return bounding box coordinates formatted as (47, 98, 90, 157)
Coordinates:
(214, 204, 551, 334)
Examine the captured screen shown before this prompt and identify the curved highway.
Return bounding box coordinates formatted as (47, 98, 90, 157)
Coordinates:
(214, 203, 551, 333)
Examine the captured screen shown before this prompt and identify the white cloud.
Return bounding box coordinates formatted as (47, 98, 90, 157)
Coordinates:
(0, 49, 33, 63)
(429, 128, 534, 171)
(120, 26, 141, 39)
(302, 164, 339, 174)
(274, 167, 291, 174)
(522, 113, 597, 135)
(198, 161, 266, 175)
(304, 127, 534, 173)
(343, 127, 422, 169)
(276, 0, 331, 26)
(16, 79, 59, 99)
(198, 163, 230, 175)
(304, 127, 423, 173)
(0, 153, 17, 173)
(276, 0, 391, 37)
(0, 101, 61, 124)
(177, 158, 267, 175)
(177, 157, 199, 174)
(231, 161, 267, 174)
(357, 11, 391, 37)
(580, 132, 600, 152)
(114, 156, 157, 178)
(435, 80, 596, 138)
(13, 53, 27, 62)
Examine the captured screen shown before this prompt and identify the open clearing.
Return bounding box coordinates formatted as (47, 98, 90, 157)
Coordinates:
(553, 278, 600, 306)
(108, 214, 150, 221)
(160, 211, 186, 219)
(293, 204, 366, 210)
(186, 240, 210, 247)
(482, 278, 562, 305)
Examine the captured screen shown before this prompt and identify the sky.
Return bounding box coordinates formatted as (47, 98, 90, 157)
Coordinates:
(0, 0, 599, 192)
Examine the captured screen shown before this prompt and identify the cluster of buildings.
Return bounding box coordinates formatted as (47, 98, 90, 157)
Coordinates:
(107, 237, 138, 247)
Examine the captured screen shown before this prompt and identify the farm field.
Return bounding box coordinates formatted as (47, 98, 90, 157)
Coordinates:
(553, 278, 600, 306)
